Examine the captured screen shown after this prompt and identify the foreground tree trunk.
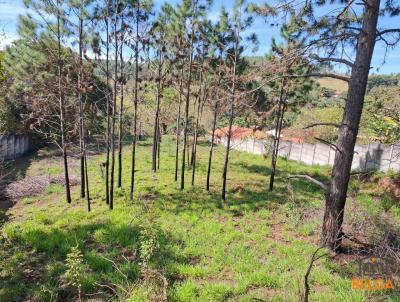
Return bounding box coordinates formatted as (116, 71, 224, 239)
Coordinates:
(109, 8, 118, 210)
(206, 103, 218, 191)
(152, 50, 162, 172)
(84, 143, 91, 212)
(130, 8, 140, 200)
(221, 29, 238, 201)
(180, 17, 194, 190)
(78, 16, 85, 198)
(118, 34, 124, 188)
(269, 79, 286, 191)
(174, 73, 183, 181)
(56, 6, 71, 204)
(105, 14, 111, 205)
(221, 100, 234, 201)
(191, 87, 203, 186)
(321, 0, 379, 251)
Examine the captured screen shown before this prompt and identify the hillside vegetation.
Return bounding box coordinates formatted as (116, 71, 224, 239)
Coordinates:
(1, 137, 400, 301)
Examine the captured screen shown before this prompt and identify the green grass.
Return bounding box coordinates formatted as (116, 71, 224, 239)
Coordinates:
(0, 136, 398, 301)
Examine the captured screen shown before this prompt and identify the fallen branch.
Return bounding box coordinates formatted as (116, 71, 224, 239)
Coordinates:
(288, 174, 328, 191)
(303, 123, 340, 129)
(343, 233, 373, 248)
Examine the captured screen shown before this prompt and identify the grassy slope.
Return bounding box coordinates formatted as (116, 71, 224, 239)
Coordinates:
(0, 137, 399, 301)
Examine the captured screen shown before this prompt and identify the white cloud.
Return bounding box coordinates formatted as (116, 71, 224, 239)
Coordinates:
(0, 34, 17, 50)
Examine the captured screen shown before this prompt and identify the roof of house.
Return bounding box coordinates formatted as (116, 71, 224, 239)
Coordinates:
(266, 128, 316, 143)
(214, 126, 266, 140)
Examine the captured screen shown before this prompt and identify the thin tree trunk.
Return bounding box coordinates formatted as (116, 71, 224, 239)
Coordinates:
(222, 102, 234, 201)
(110, 6, 118, 210)
(206, 103, 218, 191)
(118, 27, 124, 188)
(190, 97, 197, 168)
(84, 142, 91, 212)
(174, 72, 183, 182)
(56, 5, 71, 204)
(269, 78, 285, 191)
(157, 123, 161, 170)
(221, 31, 238, 201)
(321, 0, 379, 251)
(152, 50, 162, 172)
(130, 7, 140, 200)
(105, 13, 110, 205)
(191, 89, 202, 186)
(187, 138, 190, 167)
(78, 16, 85, 198)
(181, 13, 195, 190)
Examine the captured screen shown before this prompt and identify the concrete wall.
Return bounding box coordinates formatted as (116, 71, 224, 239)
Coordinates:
(220, 137, 400, 172)
(0, 135, 32, 161)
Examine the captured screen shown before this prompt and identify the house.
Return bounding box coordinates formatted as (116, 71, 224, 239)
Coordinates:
(214, 126, 266, 144)
(265, 128, 317, 143)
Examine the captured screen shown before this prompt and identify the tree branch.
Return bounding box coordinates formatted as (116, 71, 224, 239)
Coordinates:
(311, 56, 354, 68)
(284, 73, 350, 82)
(377, 28, 400, 36)
(287, 174, 328, 191)
(303, 123, 341, 129)
(315, 137, 342, 153)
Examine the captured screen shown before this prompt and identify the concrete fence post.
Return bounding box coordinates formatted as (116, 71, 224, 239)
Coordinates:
(299, 142, 304, 163)
(327, 146, 331, 166)
(364, 142, 370, 171)
(287, 142, 292, 160)
(311, 143, 317, 165)
(388, 144, 394, 170)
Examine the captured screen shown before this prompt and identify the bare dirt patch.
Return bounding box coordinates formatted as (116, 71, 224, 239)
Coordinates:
(0, 173, 78, 201)
(246, 286, 278, 299)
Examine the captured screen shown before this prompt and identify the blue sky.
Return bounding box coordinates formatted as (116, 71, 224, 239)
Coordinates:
(1, 0, 400, 74)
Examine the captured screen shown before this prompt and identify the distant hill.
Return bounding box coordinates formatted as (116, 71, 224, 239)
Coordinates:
(317, 73, 400, 95)
(317, 77, 348, 95)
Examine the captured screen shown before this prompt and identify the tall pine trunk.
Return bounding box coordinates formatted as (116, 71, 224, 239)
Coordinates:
(78, 17, 85, 198)
(130, 9, 140, 200)
(84, 142, 91, 212)
(191, 89, 202, 186)
(221, 101, 234, 201)
(269, 79, 285, 191)
(180, 15, 195, 190)
(118, 32, 124, 188)
(206, 103, 218, 191)
(321, 0, 379, 251)
(56, 6, 71, 204)
(157, 123, 161, 170)
(105, 15, 111, 205)
(190, 98, 197, 168)
(110, 9, 118, 210)
(221, 35, 238, 201)
(174, 72, 183, 181)
(152, 50, 162, 172)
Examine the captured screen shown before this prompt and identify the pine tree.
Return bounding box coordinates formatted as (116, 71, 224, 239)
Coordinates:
(24, 0, 72, 204)
(221, 0, 255, 201)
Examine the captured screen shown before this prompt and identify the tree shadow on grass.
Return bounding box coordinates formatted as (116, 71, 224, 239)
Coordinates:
(0, 151, 37, 228)
(233, 162, 272, 176)
(0, 218, 188, 301)
(142, 173, 326, 217)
